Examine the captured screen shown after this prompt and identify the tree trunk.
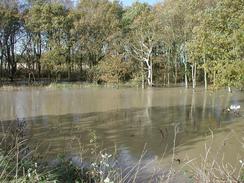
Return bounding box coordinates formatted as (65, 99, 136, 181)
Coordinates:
(80, 54, 83, 74)
(203, 53, 207, 90)
(180, 43, 188, 88)
(147, 64, 153, 87)
(167, 52, 170, 86)
(228, 86, 232, 93)
(141, 61, 144, 89)
(184, 63, 188, 88)
(192, 62, 197, 89)
(147, 65, 152, 86)
(163, 73, 166, 86)
(145, 58, 153, 87)
(167, 73, 170, 85)
(0, 55, 2, 84)
(194, 63, 197, 89)
(37, 33, 42, 79)
(174, 60, 178, 85)
(67, 47, 71, 81)
(0, 50, 3, 79)
(0, 40, 3, 81)
(6, 43, 12, 81)
(150, 60, 153, 86)
(10, 34, 16, 82)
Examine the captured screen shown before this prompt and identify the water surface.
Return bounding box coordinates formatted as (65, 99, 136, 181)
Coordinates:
(0, 87, 243, 179)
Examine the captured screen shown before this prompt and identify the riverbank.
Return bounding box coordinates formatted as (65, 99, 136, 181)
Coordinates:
(0, 80, 140, 89)
(0, 80, 238, 92)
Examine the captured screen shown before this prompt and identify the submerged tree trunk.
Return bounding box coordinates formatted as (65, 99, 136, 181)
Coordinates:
(228, 86, 232, 93)
(180, 43, 188, 88)
(185, 63, 188, 89)
(167, 73, 170, 85)
(203, 53, 207, 90)
(167, 52, 170, 86)
(204, 69, 207, 90)
(145, 59, 153, 87)
(192, 62, 197, 89)
(213, 69, 216, 87)
(150, 61, 153, 86)
(174, 59, 178, 85)
(67, 46, 71, 81)
(141, 61, 144, 89)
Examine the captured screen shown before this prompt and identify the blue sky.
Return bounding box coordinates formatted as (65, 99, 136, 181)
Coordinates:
(121, 0, 160, 6)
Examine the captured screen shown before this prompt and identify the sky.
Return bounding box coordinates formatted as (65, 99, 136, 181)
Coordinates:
(121, 0, 161, 6)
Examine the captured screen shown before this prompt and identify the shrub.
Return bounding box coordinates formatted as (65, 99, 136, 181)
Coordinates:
(97, 55, 131, 84)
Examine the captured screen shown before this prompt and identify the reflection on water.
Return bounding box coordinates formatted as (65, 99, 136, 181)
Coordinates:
(0, 87, 243, 166)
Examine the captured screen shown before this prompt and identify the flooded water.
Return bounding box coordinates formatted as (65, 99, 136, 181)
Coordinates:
(0, 86, 243, 180)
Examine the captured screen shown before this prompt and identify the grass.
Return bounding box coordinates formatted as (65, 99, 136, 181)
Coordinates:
(0, 122, 124, 183)
(0, 81, 143, 91)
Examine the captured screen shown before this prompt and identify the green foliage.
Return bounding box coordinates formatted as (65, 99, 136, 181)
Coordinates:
(86, 67, 100, 83)
(0, 0, 243, 88)
(54, 155, 86, 183)
(74, 0, 123, 67)
(215, 61, 244, 88)
(188, 0, 244, 88)
(97, 55, 130, 84)
(41, 47, 66, 76)
(122, 2, 151, 30)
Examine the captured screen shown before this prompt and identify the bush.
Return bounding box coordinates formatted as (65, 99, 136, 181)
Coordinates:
(97, 55, 131, 84)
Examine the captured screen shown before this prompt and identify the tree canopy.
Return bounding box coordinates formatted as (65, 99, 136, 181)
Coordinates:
(0, 0, 243, 89)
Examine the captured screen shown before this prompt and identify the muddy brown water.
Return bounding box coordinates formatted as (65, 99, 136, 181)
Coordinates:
(0, 86, 243, 181)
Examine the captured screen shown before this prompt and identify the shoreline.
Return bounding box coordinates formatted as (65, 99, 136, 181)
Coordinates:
(0, 80, 240, 92)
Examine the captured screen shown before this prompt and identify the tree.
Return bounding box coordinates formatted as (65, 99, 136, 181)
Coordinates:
(0, 0, 20, 81)
(74, 0, 122, 68)
(41, 46, 66, 80)
(25, 1, 75, 80)
(188, 0, 244, 90)
(124, 3, 161, 87)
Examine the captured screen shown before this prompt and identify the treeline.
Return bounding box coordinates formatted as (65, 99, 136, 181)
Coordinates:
(0, 0, 243, 89)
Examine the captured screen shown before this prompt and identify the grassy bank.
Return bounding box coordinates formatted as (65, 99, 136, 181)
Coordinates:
(0, 80, 144, 90)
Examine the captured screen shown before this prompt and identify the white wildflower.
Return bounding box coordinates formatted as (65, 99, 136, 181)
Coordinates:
(104, 177, 114, 183)
(240, 160, 244, 167)
(101, 153, 106, 159)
